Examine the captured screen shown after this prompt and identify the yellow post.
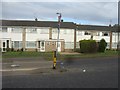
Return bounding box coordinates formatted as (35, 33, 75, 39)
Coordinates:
(53, 50, 57, 69)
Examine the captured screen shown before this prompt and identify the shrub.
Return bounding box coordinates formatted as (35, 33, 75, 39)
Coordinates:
(75, 48, 80, 53)
(21, 48, 23, 52)
(6, 48, 11, 52)
(98, 39, 107, 52)
(17, 49, 20, 52)
(11, 48, 14, 51)
(79, 40, 98, 53)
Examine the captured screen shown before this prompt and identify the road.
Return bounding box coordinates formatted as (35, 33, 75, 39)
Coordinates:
(2, 56, 118, 88)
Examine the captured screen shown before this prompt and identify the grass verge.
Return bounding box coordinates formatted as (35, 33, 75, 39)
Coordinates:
(61, 50, 119, 60)
(2, 50, 119, 61)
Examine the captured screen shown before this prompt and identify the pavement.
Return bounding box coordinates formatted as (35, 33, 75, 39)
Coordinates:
(60, 52, 80, 55)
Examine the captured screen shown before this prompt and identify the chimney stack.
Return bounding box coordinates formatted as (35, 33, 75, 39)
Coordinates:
(35, 18, 38, 21)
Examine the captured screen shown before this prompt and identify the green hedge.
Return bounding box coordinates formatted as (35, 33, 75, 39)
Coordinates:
(98, 39, 107, 52)
(79, 40, 98, 53)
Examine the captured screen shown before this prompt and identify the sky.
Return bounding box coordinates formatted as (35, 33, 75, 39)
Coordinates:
(1, 0, 119, 26)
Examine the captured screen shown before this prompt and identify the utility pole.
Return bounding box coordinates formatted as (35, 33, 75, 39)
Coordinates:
(53, 13, 62, 69)
(118, 1, 120, 50)
(56, 13, 62, 54)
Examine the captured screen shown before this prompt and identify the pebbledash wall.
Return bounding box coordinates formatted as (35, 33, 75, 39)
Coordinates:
(0, 20, 119, 52)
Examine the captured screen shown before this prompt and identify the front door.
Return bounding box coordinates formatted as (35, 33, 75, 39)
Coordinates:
(2, 41, 6, 52)
(57, 42, 61, 52)
(40, 41, 45, 52)
(37, 41, 45, 52)
(1, 40, 10, 52)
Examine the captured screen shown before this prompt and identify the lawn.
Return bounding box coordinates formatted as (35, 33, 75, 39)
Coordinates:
(2, 51, 53, 60)
(2, 50, 119, 61)
(61, 50, 119, 60)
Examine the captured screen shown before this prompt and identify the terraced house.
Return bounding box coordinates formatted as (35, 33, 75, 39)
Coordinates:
(0, 20, 119, 52)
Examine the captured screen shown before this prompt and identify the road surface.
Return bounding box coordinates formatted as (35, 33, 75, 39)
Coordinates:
(2, 56, 118, 88)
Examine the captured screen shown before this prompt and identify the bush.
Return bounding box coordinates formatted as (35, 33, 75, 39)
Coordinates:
(75, 48, 80, 53)
(21, 48, 23, 52)
(6, 48, 11, 52)
(98, 39, 107, 52)
(79, 40, 98, 53)
(11, 48, 14, 51)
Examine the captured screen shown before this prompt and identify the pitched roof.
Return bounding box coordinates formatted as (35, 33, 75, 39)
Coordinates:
(76, 24, 116, 32)
(1, 20, 76, 29)
(1, 20, 118, 32)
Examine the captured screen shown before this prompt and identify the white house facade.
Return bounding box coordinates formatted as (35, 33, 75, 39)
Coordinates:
(0, 20, 119, 52)
(76, 25, 119, 50)
(0, 20, 76, 52)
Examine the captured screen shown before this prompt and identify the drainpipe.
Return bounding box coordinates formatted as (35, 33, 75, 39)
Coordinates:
(90, 32, 93, 40)
(109, 31, 112, 50)
(74, 27, 77, 52)
(22, 28, 26, 51)
(49, 27, 52, 39)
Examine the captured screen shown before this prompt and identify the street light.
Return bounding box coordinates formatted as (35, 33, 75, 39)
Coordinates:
(53, 13, 62, 69)
(56, 12, 62, 54)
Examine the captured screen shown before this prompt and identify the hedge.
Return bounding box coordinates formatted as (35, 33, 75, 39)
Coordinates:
(79, 40, 98, 53)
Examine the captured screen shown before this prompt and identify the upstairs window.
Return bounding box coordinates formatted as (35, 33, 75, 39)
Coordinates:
(96, 32, 100, 36)
(63, 30, 67, 34)
(40, 29, 49, 34)
(77, 31, 82, 35)
(112, 33, 117, 36)
(84, 31, 91, 35)
(0, 27, 2, 32)
(52, 29, 58, 34)
(2, 27, 7, 32)
(27, 28, 37, 33)
(11, 27, 23, 33)
(102, 32, 109, 36)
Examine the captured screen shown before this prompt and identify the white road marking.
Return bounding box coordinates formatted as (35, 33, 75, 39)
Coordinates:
(0, 68, 38, 72)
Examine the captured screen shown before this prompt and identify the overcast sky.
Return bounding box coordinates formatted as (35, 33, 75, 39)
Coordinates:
(1, 0, 119, 26)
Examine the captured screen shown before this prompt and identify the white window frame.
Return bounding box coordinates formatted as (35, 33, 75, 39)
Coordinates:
(26, 41, 36, 48)
(27, 28, 37, 33)
(2, 27, 8, 32)
(11, 27, 23, 33)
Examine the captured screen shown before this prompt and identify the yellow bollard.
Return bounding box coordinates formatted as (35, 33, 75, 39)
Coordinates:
(53, 50, 57, 69)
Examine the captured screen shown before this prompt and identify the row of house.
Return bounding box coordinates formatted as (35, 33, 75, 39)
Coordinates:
(0, 20, 119, 52)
